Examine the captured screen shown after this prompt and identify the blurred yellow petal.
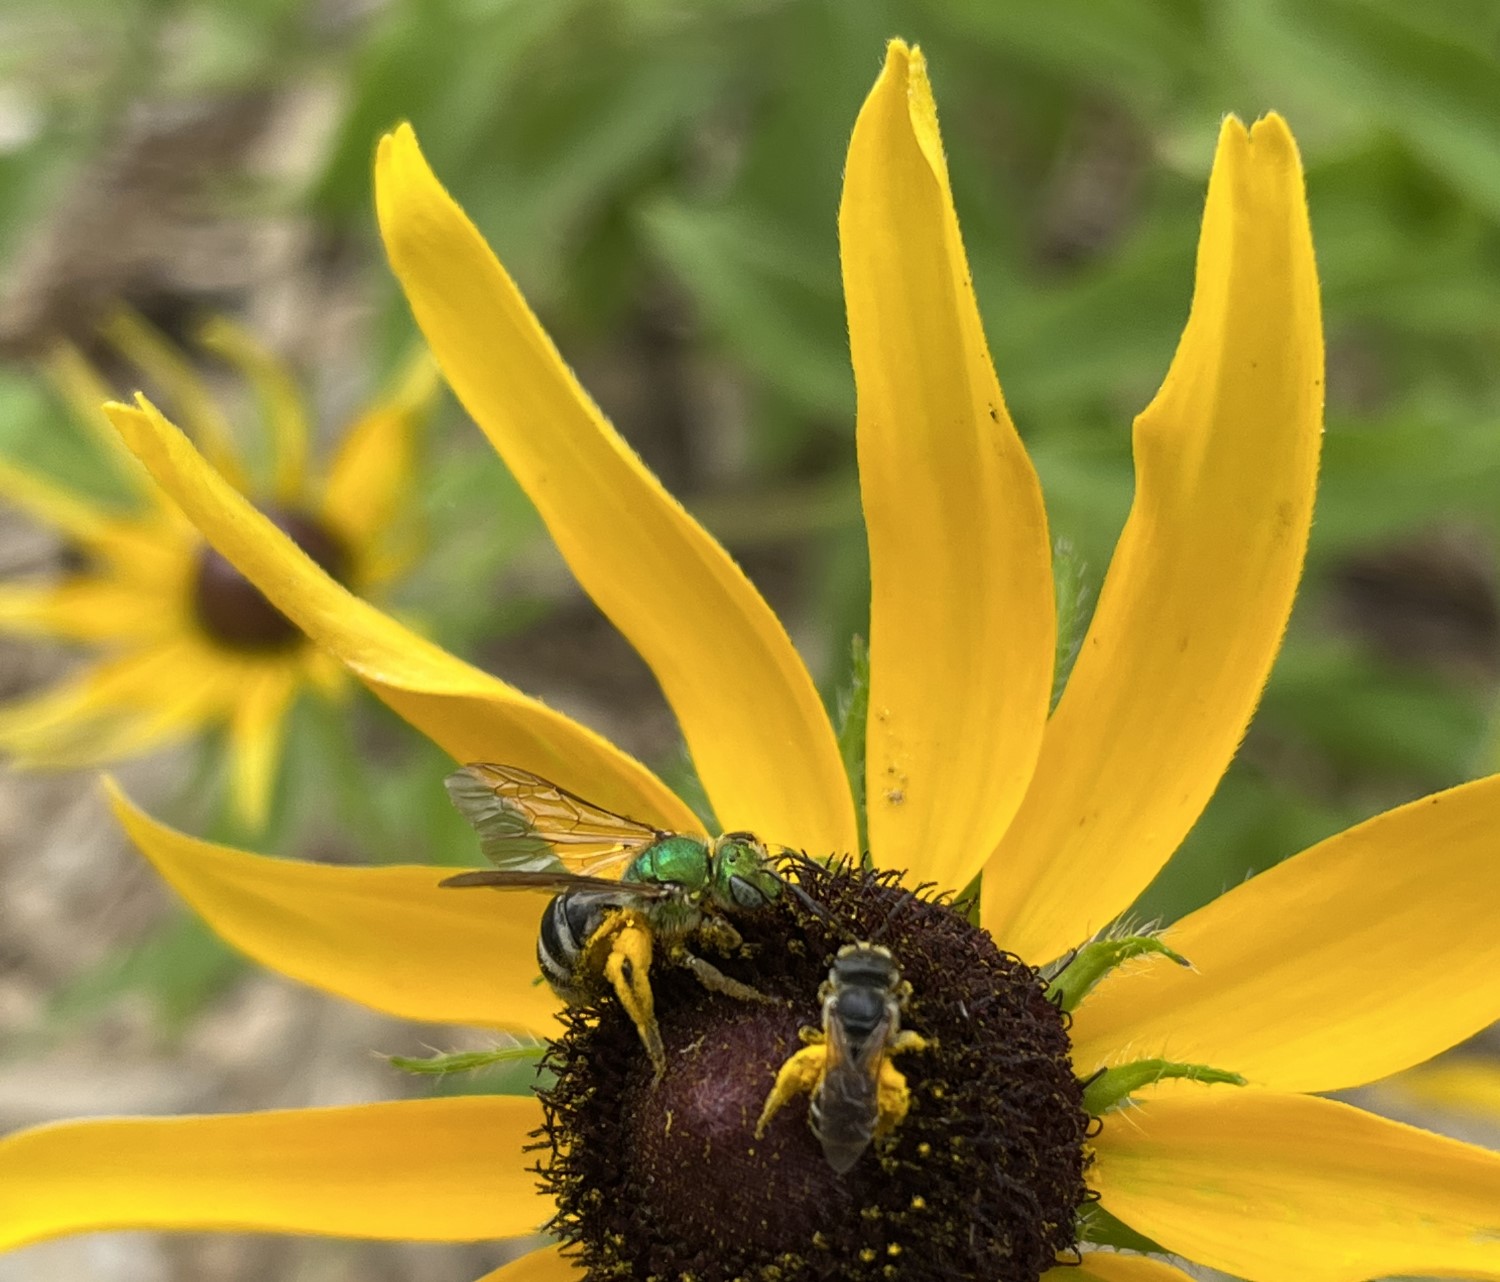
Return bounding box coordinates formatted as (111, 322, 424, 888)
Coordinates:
(1044, 1256, 1197, 1282)
(0, 642, 222, 766)
(474, 1246, 578, 1282)
(0, 579, 169, 643)
(102, 309, 248, 490)
(1070, 774, 1500, 1093)
(225, 664, 300, 828)
(1092, 1092, 1500, 1282)
(1381, 1059, 1500, 1125)
(106, 398, 698, 832)
(984, 115, 1323, 964)
(108, 780, 561, 1033)
(322, 349, 439, 557)
(375, 124, 854, 854)
(45, 343, 161, 499)
(841, 42, 1052, 889)
(0, 1095, 546, 1251)
(0, 456, 114, 545)
(199, 317, 310, 503)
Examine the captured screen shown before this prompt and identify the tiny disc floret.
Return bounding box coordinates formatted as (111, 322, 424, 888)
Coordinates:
(539, 858, 1090, 1282)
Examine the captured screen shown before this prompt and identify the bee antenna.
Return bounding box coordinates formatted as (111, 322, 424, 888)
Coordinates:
(778, 872, 831, 920)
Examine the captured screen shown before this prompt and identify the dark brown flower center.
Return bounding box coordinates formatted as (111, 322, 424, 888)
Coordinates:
(538, 859, 1090, 1282)
(191, 509, 350, 652)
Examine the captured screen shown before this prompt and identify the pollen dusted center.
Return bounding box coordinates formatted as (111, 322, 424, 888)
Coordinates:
(192, 508, 352, 651)
(538, 860, 1090, 1282)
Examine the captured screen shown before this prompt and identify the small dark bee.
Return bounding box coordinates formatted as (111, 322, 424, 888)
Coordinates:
(755, 942, 927, 1173)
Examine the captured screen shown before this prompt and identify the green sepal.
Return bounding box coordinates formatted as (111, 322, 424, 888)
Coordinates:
(1082, 1058, 1246, 1116)
(1045, 935, 1190, 1014)
(388, 1045, 544, 1076)
(1075, 1203, 1164, 1253)
(835, 634, 870, 859)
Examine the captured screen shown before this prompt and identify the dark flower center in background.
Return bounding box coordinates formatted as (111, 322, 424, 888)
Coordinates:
(191, 508, 351, 651)
(540, 859, 1090, 1282)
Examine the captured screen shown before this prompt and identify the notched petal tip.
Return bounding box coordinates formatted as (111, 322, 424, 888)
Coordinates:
(375, 121, 417, 169)
(882, 36, 913, 66)
(1249, 111, 1298, 153)
(1216, 111, 1303, 189)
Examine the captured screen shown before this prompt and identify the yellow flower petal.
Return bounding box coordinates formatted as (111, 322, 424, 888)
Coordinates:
(1044, 1255, 1197, 1282)
(45, 343, 161, 500)
(474, 1245, 578, 1282)
(0, 1095, 546, 1251)
(321, 350, 439, 559)
(225, 664, 300, 828)
(841, 42, 1053, 889)
(0, 579, 171, 643)
(983, 114, 1323, 964)
(105, 397, 698, 832)
(0, 455, 116, 545)
(0, 641, 222, 766)
(1070, 774, 1500, 1093)
(1092, 1092, 1500, 1282)
(198, 317, 310, 504)
(101, 308, 249, 491)
(375, 124, 854, 854)
(1381, 1059, 1500, 1125)
(108, 780, 561, 1034)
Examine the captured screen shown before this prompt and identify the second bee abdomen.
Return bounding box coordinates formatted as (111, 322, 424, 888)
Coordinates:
(811, 1074, 880, 1175)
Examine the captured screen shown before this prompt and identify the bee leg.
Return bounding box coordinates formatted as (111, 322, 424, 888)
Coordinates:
(676, 949, 773, 1004)
(873, 1032, 929, 1137)
(602, 916, 667, 1080)
(754, 1041, 827, 1139)
(697, 914, 744, 953)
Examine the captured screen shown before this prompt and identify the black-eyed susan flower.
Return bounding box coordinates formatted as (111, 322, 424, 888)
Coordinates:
(3, 38, 1500, 1282)
(0, 312, 436, 826)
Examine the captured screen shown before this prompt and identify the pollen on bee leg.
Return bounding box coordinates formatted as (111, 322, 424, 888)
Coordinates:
(754, 1038, 828, 1138)
(871, 1030, 930, 1137)
(603, 915, 665, 1078)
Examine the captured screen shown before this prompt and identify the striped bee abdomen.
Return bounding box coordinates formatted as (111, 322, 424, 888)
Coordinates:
(538, 890, 614, 1003)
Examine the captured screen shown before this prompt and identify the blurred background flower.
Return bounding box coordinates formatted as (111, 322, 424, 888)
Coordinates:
(0, 310, 436, 830)
(2, 1, 1500, 1280)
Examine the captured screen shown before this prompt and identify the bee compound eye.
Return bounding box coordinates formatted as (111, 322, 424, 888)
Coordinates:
(728, 874, 773, 909)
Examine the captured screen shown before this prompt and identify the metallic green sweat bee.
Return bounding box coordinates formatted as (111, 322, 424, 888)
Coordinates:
(440, 763, 781, 1077)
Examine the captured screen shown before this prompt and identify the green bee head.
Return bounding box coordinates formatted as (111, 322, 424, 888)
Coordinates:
(709, 833, 781, 911)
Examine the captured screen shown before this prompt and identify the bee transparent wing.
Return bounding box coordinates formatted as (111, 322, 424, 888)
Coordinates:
(438, 868, 674, 899)
(812, 1001, 891, 1174)
(445, 763, 664, 876)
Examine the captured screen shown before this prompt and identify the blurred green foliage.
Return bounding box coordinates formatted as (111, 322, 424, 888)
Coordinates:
(1, 0, 1500, 1038)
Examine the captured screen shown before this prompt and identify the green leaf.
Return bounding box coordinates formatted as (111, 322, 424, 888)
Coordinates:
(1045, 935, 1190, 1014)
(388, 1044, 544, 1077)
(1082, 1059, 1246, 1116)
